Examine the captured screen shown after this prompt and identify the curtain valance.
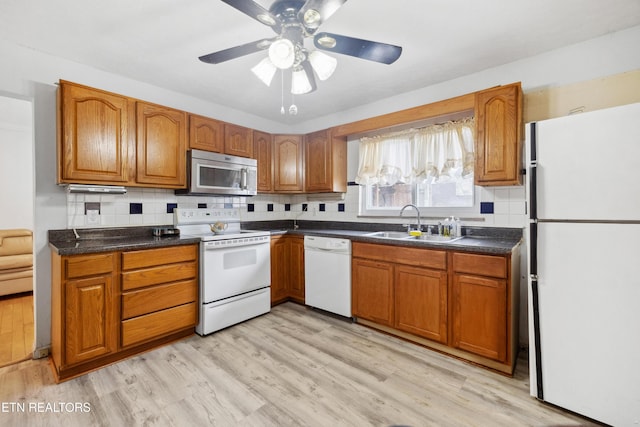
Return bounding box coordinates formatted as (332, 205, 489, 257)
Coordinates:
(355, 117, 475, 186)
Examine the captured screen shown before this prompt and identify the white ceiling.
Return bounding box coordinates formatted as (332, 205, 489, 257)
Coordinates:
(1, 0, 639, 125)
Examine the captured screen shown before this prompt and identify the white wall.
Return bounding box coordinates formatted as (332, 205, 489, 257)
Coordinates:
(0, 95, 33, 229)
(294, 25, 640, 133)
(0, 25, 638, 354)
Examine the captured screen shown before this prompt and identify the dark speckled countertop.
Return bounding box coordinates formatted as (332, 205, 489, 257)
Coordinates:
(49, 227, 201, 256)
(49, 221, 522, 256)
(247, 220, 522, 255)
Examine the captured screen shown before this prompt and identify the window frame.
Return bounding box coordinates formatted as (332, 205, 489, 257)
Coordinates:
(358, 182, 482, 219)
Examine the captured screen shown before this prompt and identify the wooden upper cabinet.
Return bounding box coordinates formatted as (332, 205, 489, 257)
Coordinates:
(254, 130, 273, 193)
(224, 123, 254, 158)
(58, 81, 132, 184)
(136, 102, 187, 188)
(189, 114, 223, 153)
(304, 129, 347, 193)
(273, 134, 304, 193)
(475, 83, 523, 186)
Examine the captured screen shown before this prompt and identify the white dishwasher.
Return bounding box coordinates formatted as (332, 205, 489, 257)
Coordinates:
(304, 235, 352, 318)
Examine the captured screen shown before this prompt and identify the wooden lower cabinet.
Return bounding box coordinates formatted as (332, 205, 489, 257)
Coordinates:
(270, 235, 305, 305)
(120, 245, 198, 347)
(288, 236, 305, 303)
(63, 259, 118, 366)
(351, 241, 519, 375)
(395, 265, 448, 344)
(352, 258, 394, 326)
(451, 252, 511, 363)
(452, 273, 507, 361)
(270, 235, 289, 304)
(50, 244, 198, 382)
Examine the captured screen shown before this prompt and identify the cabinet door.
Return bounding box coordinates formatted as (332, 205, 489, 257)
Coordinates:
(254, 130, 273, 193)
(224, 123, 254, 158)
(136, 102, 187, 187)
(395, 265, 448, 343)
(59, 81, 131, 184)
(475, 83, 522, 186)
(305, 129, 331, 192)
(65, 274, 117, 365)
(288, 236, 305, 303)
(270, 236, 288, 304)
(273, 135, 304, 192)
(305, 129, 347, 193)
(352, 258, 393, 326)
(189, 114, 223, 152)
(452, 273, 507, 362)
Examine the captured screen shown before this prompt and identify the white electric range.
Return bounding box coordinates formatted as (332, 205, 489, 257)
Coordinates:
(174, 208, 271, 335)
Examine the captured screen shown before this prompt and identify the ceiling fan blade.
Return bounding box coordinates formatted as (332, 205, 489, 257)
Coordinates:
(220, 0, 281, 32)
(314, 32, 402, 64)
(199, 38, 274, 64)
(302, 60, 318, 93)
(298, 0, 347, 32)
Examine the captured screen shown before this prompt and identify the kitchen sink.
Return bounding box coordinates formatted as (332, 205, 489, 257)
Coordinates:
(413, 234, 463, 243)
(364, 231, 463, 243)
(364, 231, 413, 239)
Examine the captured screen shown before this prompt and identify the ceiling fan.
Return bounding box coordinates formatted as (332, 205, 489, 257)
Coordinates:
(199, 0, 403, 96)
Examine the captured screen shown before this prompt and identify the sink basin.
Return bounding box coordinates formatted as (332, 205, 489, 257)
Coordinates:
(364, 231, 412, 239)
(364, 231, 464, 244)
(413, 234, 463, 243)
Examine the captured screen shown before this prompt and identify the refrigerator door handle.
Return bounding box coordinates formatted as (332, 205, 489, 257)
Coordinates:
(529, 220, 544, 400)
(529, 123, 538, 221)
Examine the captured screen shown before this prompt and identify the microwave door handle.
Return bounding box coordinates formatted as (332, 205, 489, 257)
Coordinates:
(241, 168, 247, 190)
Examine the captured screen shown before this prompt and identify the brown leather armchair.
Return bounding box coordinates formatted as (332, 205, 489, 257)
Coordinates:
(0, 229, 33, 297)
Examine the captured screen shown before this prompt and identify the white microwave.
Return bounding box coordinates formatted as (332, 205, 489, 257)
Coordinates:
(177, 150, 257, 196)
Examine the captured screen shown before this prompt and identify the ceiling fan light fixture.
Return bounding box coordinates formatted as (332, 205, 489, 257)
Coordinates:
(291, 66, 313, 94)
(256, 13, 277, 26)
(308, 50, 337, 80)
(251, 57, 277, 86)
(303, 9, 321, 27)
(316, 35, 337, 49)
(268, 38, 296, 69)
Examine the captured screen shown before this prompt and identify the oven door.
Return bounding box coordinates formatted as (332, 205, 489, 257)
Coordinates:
(201, 240, 270, 303)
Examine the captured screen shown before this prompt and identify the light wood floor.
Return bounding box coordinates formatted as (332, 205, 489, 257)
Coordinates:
(0, 302, 597, 427)
(0, 292, 33, 368)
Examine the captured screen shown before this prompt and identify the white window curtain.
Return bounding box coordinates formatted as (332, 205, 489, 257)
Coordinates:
(355, 117, 475, 185)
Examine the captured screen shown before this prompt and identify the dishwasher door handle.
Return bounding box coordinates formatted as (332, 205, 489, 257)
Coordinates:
(305, 246, 350, 254)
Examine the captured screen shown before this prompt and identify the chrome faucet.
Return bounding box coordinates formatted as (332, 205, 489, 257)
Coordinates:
(400, 204, 421, 232)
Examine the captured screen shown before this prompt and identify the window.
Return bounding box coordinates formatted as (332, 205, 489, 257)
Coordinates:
(357, 117, 475, 215)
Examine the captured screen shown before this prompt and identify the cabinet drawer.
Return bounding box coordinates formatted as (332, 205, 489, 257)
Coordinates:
(353, 242, 447, 270)
(122, 245, 197, 270)
(121, 302, 197, 347)
(453, 252, 507, 278)
(121, 261, 197, 291)
(65, 253, 115, 279)
(122, 279, 197, 320)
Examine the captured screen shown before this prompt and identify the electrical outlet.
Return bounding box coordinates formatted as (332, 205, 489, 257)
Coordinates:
(85, 202, 101, 225)
(86, 209, 100, 225)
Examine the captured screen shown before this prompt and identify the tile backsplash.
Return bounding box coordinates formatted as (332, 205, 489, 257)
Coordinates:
(66, 185, 527, 229)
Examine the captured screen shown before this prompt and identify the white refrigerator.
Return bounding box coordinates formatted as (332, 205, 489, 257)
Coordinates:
(526, 103, 640, 426)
